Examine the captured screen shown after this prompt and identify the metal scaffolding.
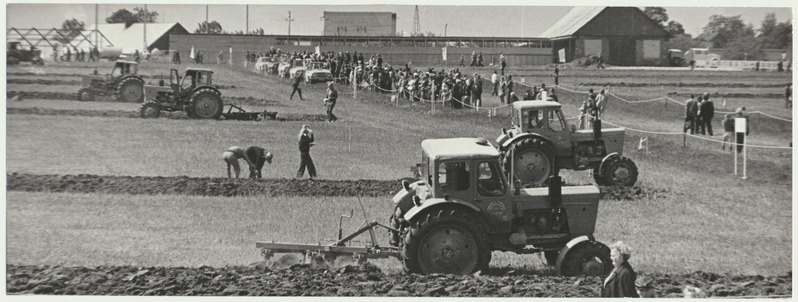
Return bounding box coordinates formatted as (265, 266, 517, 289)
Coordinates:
(6, 27, 113, 49)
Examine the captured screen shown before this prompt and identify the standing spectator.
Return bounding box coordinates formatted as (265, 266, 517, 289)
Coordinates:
(500, 53, 507, 75)
(246, 146, 273, 179)
(601, 241, 639, 298)
(477, 52, 484, 67)
(499, 76, 507, 105)
(554, 64, 560, 85)
(699, 93, 715, 136)
(755, 61, 760, 71)
(548, 88, 559, 102)
(786, 83, 792, 109)
(324, 82, 338, 122)
(684, 94, 699, 134)
(134, 50, 140, 63)
(470, 51, 477, 67)
(506, 75, 514, 98)
(173, 50, 181, 65)
(459, 54, 465, 66)
(721, 114, 735, 151)
(296, 125, 316, 180)
(217, 50, 223, 64)
(80, 49, 86, 62)
(472, 74, 483, 108)
(777, 60, 784, 72)
(595, 89, 607, 119)
(222, 146, 257, 179)
(66, 47, 72, 61)
(491, 71, 499, 96)
(538, 83, 548, 101)
(579, 94, 597, 129)
(452, 79, 463, 109)
(290, 71, 304, 101)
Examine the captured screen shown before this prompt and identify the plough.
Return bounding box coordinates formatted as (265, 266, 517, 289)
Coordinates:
(256, 200, 401, 269)
(222, 104, 278, 121)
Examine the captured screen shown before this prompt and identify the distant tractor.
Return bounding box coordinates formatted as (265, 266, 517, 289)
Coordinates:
(496, 101, 638, 187)
(139, 67, 223, 119)
(7, 41, 44, 65)
(77, 60, 144, 102)
(667, 49, 685, 66)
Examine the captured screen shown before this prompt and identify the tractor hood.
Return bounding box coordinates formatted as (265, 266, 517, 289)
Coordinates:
(392, 180, 431, 214)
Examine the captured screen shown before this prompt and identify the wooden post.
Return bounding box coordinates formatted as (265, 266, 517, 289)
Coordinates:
(683, 133, 686, 148)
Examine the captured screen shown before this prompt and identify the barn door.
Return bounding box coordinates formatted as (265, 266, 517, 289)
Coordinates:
(608, 38, 636, 66)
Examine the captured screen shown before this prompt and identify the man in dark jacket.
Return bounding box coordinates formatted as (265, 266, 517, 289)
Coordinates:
(699, 93, 715, 136)
(684, 94, 699, 134)
(296, 125, 316, 179)
(246, 146, 273, 179)
(290, 71, 304, 101)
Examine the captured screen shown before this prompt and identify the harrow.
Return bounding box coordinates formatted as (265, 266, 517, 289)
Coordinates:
(222, 104, 278, 121)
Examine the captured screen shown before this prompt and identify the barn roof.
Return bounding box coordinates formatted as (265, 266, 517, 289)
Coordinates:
(540, 7, 606, 39)
(70, 22, 186, 53)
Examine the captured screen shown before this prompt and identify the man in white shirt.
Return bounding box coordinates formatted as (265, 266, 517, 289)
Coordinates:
(596, 89, 607, 119)
(491, 71, 499, 96)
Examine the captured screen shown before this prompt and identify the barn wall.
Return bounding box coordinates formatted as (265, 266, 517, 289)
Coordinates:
(169, 34, 553, 66)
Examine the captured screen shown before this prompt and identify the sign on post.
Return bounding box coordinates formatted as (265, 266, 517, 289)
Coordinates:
(441, 47, 447, 61)
(734, 117, 747, 179)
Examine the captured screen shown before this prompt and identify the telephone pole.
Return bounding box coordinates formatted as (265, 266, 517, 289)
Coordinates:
(412, 5, 421, 36)
(285, 10, 294, 36)
(246, 5, 249, 34)
(143, 4, 148, 52)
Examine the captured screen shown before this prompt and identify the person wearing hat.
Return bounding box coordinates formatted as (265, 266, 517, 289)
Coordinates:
(222, 146, 257, 179)
(246, 146, 273, 179)
(324, 82, 338, 122)
(601, 241, 639, 297)
(296, 125, 316, 179)
(635, 275, 655, 298)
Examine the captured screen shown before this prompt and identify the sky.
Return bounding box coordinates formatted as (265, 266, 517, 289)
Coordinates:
(4, 0, 794, 38)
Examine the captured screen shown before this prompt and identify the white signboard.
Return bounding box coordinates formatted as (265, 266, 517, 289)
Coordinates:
(441, 47, 447, 61)
(558, 48, 566, 63)
(735, 117, 747, 133)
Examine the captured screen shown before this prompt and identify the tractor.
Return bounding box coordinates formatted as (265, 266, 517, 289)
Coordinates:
(139, 67, 223, 119)
(7, 42, 44, 65)
(496, 100, 638, 187)
(77, 60, 144, 102)
(257, 137, 613, 276)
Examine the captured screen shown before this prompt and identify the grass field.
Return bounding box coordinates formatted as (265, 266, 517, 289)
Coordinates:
(5, 61, 793, 276)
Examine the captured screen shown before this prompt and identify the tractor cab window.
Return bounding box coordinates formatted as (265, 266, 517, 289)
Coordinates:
(438, 161, 470, 192)
(477, 161, 505, 197)
(111, 65, 123, 77)
(195, 73, 210, 86)
(548, 110, 566, 132)
(524, 110, 544, 129)
(181, 74, 195, 89)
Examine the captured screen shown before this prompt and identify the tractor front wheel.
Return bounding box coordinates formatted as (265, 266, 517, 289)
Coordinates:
(77, 88, 95, 102)
(402, 208, 490, 275)
(116, 77, 144, 103)
(602, 156, 638, 186)
(506, 137, 556, 187)
(189, 88, 223, 119)
(557, 241, 612, 276)
(139, 102, 161, 118)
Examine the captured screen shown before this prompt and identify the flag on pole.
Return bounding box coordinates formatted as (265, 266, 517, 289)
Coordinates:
(189, 46, 195, 59)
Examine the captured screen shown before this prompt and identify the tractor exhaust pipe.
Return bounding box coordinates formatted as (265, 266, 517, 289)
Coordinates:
(548, 175, 562, 208)
(593, 118, 602, 140)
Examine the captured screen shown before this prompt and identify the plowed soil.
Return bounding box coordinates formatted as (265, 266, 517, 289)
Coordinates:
(6, 79, 239, 89)
(7, 91, 280, 106)
(6, 264, 791, 297)
(6, 173, 667, 200)
(7, 107, 325, 121)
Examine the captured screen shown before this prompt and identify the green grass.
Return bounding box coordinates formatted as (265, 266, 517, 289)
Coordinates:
(5, 61, 792, 276)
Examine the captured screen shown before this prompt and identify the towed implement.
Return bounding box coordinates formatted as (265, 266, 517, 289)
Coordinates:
(257, 137, 613, 276)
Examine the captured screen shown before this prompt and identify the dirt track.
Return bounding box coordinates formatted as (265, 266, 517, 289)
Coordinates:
(7, 107, 326, 122)
(6, 264, 791, 297)
(7, 173, 667, 200)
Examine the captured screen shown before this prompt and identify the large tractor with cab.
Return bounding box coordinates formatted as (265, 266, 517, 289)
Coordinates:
(496, 100, 638, 187)
(77, 60, 144, 103)
(256, 137, 613, 277)
(139, 67, 223, 119)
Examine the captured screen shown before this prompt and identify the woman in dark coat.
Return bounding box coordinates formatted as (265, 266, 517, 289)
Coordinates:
(601, 241, 639, 297)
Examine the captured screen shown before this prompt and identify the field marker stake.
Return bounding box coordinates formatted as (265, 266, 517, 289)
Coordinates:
(734, 135, 737, 175)
(348, 125, 351, 153)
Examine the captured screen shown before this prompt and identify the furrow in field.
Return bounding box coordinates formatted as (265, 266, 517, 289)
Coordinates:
(6, 107, 324, 121)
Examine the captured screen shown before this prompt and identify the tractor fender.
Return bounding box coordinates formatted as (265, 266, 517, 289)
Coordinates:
(403, 198, 482, 223)
(554, 235, 596, 272)
(499, 132, 550, 150)
(191, 85, 221, 96)
(119, 74, 144, 82)
(598, 152, 621, 175)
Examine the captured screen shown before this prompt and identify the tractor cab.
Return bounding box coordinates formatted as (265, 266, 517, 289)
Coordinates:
(110, 60, 138, 79)
(503, 101, 573, 155)
(170, 68, 213, 97)
(419, 137, 508, 202)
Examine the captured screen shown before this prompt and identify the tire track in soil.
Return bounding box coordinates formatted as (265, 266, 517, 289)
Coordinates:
(7, 107, 326, 122)
(7, 91, 278, 106)
(6, 173, 667, 200)
(5, 264, 791, 297)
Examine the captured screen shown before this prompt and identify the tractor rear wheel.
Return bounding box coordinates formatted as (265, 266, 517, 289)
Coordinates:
(557, 241, 612, 276)
(402, 208, 490, 275)
(116, 77, 144, 103)
(77, 88, 95, 102)
(592, 166, 607, 186)
(602, 156, 638, 186)
(189, 88, 223, 119)
(139, 102, 161, 118)
(506, 137, 556, 187)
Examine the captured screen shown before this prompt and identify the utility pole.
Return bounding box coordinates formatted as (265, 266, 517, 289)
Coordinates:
(285, 10, 294, 36)
(143, 4, 147, 52)
(444, 23, 447, 37)
(205, 5, 209, 34)
(412, 5, 421, 36)
(246, 5, 249, 34)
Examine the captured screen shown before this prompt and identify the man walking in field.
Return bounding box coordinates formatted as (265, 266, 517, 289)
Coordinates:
(324, 82, 338, 122)
(296, 125, 316, 180)
(290, 71, 304, 101)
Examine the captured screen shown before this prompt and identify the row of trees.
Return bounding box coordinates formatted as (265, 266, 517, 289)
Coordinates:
(194, 20, 265, 35)
(644, 7, 792, 60)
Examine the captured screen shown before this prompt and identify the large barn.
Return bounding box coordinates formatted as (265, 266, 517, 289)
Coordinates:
(541, 7, 670, 66)
(72, 22, 188, 53)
